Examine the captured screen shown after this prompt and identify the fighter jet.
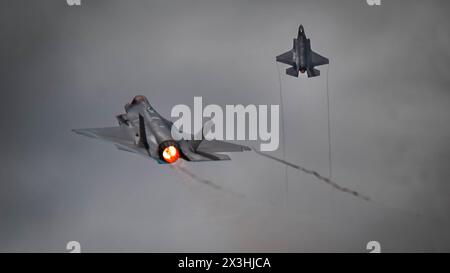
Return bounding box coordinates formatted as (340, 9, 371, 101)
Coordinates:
(73, 95, 250, 164)
(276, 25, 329, 78)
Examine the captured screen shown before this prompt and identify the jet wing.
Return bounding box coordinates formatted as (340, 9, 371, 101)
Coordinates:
(72, 126, 148, 156)
(311, 50, 329, 67)
(276, 50, 294, 65)
(73, 126, 135, 143)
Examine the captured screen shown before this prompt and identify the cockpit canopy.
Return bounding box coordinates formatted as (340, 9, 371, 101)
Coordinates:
(131, 95, 149, 105)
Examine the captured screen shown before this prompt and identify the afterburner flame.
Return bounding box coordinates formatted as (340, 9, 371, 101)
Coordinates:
(162, 145, 180, 163)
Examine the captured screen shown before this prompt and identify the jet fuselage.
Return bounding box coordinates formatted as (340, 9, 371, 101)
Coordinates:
(295, 26, 309, 74)
(123, 95, 179, 162)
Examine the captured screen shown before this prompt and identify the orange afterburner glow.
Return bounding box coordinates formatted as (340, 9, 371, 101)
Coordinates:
(162, 145, 180, 163)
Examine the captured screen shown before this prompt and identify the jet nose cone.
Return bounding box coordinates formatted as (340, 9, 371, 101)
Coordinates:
(299, 25, 304, 32)
(131, 95, 149, 105)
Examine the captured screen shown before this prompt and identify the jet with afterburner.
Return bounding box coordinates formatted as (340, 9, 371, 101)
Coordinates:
(276, 25, 329, 78)
(73, 95, 250, 164)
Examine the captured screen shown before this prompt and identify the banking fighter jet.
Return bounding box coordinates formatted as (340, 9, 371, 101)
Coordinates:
(276, 25, 329, 78)
(73, 95, 250, 164)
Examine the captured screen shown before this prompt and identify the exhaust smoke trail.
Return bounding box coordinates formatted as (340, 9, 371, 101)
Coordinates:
(170, 163, 246, 199)
(251, 146, 371, 202)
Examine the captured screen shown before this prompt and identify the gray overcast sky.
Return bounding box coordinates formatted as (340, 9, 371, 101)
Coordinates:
(0, 0, 449, 252)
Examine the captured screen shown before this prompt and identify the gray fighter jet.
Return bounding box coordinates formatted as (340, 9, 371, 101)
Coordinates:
(73, 95, 250, 164)
(276, 25, 329, 78)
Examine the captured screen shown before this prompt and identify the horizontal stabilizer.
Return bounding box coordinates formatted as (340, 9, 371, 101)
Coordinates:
(180, 139, 249, 162)
(196, 140, 251, 153)
(307, 68, 321, 78)
(286, 67, 299, 77)
(196, 151, 231, 161)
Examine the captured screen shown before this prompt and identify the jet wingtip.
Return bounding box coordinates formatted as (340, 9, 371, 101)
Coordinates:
(72, 129, 88, 135)
(72, 128, 97, 139)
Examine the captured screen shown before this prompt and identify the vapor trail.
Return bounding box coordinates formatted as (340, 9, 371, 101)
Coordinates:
(252, 147, 371, 202)
(276, 61, 289, 206)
